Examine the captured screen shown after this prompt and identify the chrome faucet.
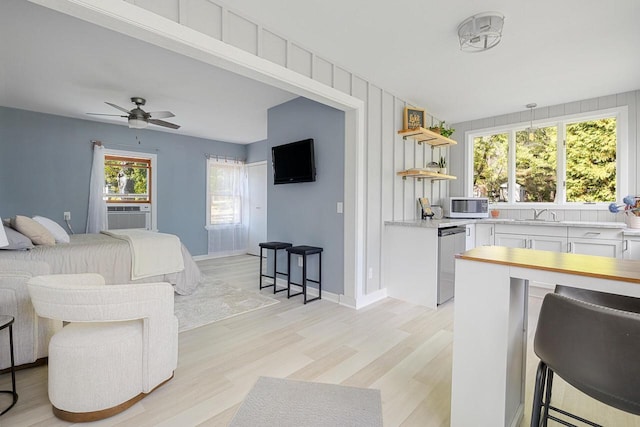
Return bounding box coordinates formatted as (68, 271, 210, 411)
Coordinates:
(532, 208, 547, 220)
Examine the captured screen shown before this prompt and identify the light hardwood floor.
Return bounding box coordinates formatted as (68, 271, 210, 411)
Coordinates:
(1, 255, 640, 426)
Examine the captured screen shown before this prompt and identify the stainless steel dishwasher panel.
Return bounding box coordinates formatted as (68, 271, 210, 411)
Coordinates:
(438, 226, 467, 304)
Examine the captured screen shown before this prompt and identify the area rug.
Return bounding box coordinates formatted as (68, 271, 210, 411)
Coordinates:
(229, 377, 383, 427)
(174, 278, 279, 332)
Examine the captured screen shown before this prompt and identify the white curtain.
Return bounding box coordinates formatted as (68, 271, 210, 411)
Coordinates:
(86, 144, 107, 233)
(207, 158, 249, 257)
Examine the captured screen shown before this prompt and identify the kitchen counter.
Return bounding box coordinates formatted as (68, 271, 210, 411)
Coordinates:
(451, 246, 640, 427)
(385, 218, 627, 229)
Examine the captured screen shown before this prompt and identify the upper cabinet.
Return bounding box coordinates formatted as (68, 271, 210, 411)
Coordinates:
(397, 127, 457, 148)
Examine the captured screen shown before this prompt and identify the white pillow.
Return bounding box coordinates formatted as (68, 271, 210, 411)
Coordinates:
(11, 215, 56, 246)
(32, 216, 70, 243)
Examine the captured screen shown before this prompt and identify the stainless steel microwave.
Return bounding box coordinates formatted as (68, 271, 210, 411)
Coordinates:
(445, 197, 489, 218)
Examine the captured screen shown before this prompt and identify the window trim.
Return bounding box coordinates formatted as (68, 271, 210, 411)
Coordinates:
(205, 157, 246, 228)
(465, 106, 628, 208)
(103, 149, 158, 230)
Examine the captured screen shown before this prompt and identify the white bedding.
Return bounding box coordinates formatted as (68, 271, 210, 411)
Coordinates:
(0, 233, 201, 295)
(101, 229, 185, 280)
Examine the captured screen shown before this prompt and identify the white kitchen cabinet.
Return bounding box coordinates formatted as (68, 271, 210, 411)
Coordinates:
(623, 236, 640, 260)
(465, 224, 476, 250)
(475, 224, 494, 247)
(568, 227, 623, 258)
(495, 233, 527, 248)
(383, 224, 439, 308)
(495, 224, 568, 252)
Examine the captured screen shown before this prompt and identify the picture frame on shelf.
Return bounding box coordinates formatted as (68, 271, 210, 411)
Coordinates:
(403, 107, 425, 130)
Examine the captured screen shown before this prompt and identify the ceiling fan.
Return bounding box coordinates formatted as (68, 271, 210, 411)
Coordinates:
(87, 97, 180, 130)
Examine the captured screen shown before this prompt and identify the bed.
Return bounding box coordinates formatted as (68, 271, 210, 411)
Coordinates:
(0, 232, 202, 295)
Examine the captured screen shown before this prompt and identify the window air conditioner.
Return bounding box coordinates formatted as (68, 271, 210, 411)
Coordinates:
(106, 204, 151, 230)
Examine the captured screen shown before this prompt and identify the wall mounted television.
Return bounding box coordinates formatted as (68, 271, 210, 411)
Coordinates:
(272, 138, 316, 184)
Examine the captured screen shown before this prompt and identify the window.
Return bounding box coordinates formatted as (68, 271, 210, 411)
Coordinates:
(469, 108, 625, 205)
(104, 155, 151, 203)
(207, 158, 246, 226)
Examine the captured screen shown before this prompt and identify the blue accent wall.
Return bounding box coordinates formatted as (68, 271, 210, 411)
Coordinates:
(246, 139, 268, 163)
(0, 107, 245, 256)
(266, 97, 345, 295)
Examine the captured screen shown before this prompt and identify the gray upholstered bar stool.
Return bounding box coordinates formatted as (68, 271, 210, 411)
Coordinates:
(286, 245, 322, 304)
(258, 242, 292, 294)
(531, 289, 640, 427)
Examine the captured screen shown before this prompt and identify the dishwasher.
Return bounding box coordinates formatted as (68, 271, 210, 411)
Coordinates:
(438, 226, 467, 304)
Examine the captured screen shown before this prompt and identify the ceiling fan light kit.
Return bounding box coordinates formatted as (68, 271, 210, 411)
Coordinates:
(128, 117, 148, 129)
(458, 12, 505, 53)
(87, 97, 180, 130)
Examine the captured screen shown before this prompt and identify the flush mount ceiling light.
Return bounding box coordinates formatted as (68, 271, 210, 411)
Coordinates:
(525, 103, 538, 141)
(457, 12, 505, 53)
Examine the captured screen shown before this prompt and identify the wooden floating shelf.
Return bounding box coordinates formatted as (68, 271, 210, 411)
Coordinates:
(397, 169, 457, 181)
(397, 127, 457, 147)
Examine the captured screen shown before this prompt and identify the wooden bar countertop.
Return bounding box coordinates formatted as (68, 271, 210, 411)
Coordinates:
(457, 246, 640, 284)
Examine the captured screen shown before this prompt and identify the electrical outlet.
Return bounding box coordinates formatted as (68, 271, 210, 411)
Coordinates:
(368, 268, 373, 279)
(64, 211, 71, 221)
(337, 202, 343, 214)
(298, 256, 303, 267)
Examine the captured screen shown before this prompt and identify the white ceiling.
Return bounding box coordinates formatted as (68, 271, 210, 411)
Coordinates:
(227, 0, 640, 124)
(2, 0, 639, 145)
(0, 0, 296, 144)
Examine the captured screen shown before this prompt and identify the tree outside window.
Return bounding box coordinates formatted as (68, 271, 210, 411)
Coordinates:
(104, 156, 151, 203)
(565, 118, 616, 202)
(470, 112, 619, 205)
(473, 133, 508, 202)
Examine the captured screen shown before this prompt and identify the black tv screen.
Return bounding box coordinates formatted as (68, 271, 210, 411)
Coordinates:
(272, 138, 316, 184)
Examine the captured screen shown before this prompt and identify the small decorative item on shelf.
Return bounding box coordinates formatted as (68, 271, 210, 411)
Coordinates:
(608, 195, 640, 228)
(403, 107, 425, 130)
(438, 156, 447, 174)
(425, 161, 440, 173)
(430, 121, 455, 138)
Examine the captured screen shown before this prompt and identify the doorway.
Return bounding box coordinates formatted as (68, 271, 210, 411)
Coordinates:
(247, 161, 267, 256)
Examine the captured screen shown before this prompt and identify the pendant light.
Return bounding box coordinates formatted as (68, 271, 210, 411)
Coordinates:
(525, 103, 537, 141)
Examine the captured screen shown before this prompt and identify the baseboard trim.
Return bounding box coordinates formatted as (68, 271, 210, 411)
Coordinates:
(193, 251, 249, 261)
(274, 279, 387, 309)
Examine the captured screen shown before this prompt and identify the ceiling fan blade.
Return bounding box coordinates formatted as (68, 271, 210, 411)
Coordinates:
(86, 113, 127, 117)
(105, 102, 132, 114)
(148, 111, 175, 119)
(148, 118, 180, 129)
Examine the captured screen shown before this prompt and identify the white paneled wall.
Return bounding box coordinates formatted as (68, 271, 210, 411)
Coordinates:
(127, 0, 454, 295)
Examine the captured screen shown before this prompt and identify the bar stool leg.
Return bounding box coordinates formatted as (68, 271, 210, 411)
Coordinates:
(318, 252, 322, 300)
(258, 246, 264, 289)
(302, 253, 308, 304)
(287, 250, 292, 298)
(272, 248, 277, 294)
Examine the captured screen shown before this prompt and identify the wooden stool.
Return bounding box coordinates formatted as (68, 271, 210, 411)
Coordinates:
(259, 242, 292, 294)
(0, 315, 17, 415)
(286, 246, 323, 304)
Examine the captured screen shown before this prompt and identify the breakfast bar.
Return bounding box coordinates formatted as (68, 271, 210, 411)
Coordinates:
(450, 246, 640, 427)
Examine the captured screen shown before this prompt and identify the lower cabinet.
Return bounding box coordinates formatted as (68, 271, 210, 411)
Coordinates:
(494, 224, 568, 253)
(568, 227, 624, 259)
(475, 224, 494, 247)
(623, 235, 640, 260)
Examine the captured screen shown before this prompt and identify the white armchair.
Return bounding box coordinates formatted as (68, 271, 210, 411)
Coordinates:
(27, 273, 178, 422)
(0, 260, 60, 370)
